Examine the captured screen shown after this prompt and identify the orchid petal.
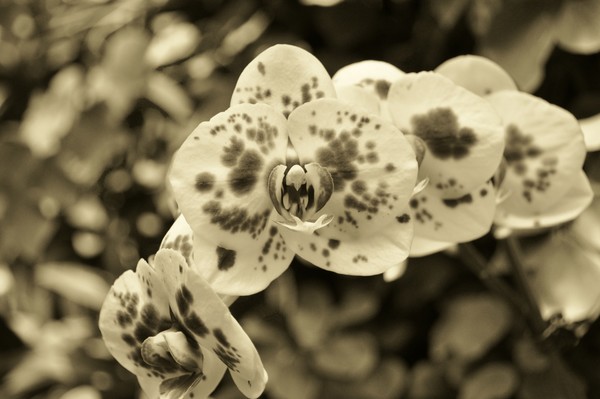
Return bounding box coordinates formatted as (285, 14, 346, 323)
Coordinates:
(580, 113, 600, 152)
(334, 84, 380, 115)
(169, 103, 288, 251)
(410, 180, 496, 243)
(332, 60, 405, 121)
(157, 349, 227, 399)
(487, 91, 587, 218)
(495, 170, 593, 230)
(388, 72, 504, 198)
(287, 99, 418, 242)
(231, 44, 336, 117)
(154, 249, 268, 398)
(162, 215, 293, 296)
(98, 261, 181, 395)
(528, 234, 600, 322)
(278, 208, 414, 275)
(556, 0, 600, 54)
(435, 55, 517, 97)
(409, 236, 455, 258)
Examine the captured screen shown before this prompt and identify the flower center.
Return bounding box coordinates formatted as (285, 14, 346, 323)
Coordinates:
(268, 162, 334, 233)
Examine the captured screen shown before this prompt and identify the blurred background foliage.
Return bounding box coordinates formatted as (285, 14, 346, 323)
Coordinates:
(1, 0, 600, 398)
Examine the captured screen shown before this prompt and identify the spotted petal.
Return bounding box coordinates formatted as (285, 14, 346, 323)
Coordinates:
(154, 249, 268, 398)
(487, 91, 587, 220)
(333, 60, 405, 121)
(435, 55, 517, 97)
(388, 72, 504, 199)
(409, 236, 454, 258)
(495, 170, 593, 230)
(161, 215, 292, 296)
(169, 103, 288, 251)
(287, 99, 418, 240)
(278, 207, 414, 275)
(230, 44, 336, 118)
(99, 261, 187, 398)
(410, 180, 496, 244)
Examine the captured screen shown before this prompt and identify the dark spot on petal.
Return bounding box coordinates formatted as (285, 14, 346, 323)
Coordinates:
(396, 213, 410, 223)
(185, 312, 209, 337)
(195, 172, 215, 193)
(229, 150, 263, 195)
(328, 239, 340, 249)
(216, 246, 236, 271)
(257, 62, 265, 76)
(375, 79, 391, 99)
(442, 193, 473, 208)
(411, 107, 477, 160)
(213, 328, 230, 348)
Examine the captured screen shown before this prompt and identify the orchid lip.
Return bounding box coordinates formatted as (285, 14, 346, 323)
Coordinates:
(268, 162, 334, 232)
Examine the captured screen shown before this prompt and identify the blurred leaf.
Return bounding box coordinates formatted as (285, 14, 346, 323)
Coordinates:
(264, 348, 320, 399)
(287, 282, 332, 349)
(72, 231, 106, 258)
(513, 335, 550, 373)
(408, 361, 453, 399)
(60, 385, 102, 399)
(57, 106, 130, 186)
(146, 19, 201, 68)
(146, 72, 194, 123)
(66, 195, 109, 231)
(325, 358, 408, 399)
(87, 27, 150, 121)
(0, 194, 56, 262)
(331, 282, 380, 329)
(430, 293, 512, 362)
(19, 65, 85, 158)
(429, 0, 470, 30)
(518, 354, 586, 399)
(555, 0, 600, 54)
(311, 332, 378, 380)
(34, 262, 110, 310)
(478, 0, 561, 92)
(265, 268, 298, 315)
(132, 159, 167, 189)
(459, 362, 518, 399)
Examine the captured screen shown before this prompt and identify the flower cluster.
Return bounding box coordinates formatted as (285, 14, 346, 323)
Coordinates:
(99, 44, 593, 399)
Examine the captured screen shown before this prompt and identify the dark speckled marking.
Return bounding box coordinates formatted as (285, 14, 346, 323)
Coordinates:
(213, 328, 230, 348)
(328, 239, 340, 249)
(375, 80, 391, 99)
(411, 107, 477, 160)
(396, 213, 410, 223)
(185, 311, 209, 337)
(176, 286, 193, 315)
(216, 246, 236, 271)
(442, 193, 473, 208)
(229, 150, 263, 195)
(195, 172, 215, 193)
(257, 62, 265, 76)
(222, 137, 245, 167)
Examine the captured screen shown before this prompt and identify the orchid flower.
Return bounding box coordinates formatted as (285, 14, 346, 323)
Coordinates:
(168, 45, 419, 295)
(333, 60, 505, 256)
(435, 55, 593, 234)
(98, 248, 267, 399)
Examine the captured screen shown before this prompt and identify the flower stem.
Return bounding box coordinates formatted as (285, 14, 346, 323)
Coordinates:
(504, 236, 547, 337)
(458, 243, 527, 312)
